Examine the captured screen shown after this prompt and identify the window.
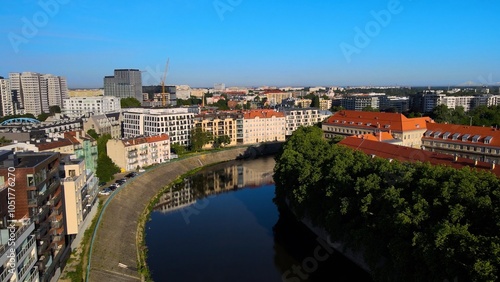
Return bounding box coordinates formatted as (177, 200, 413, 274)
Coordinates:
(433, 131, 441, 138)
(472, 135, 481, 143)
(425, 130, 433, 137)
(452, 133, 460, 140)
(443, 132, 451, 139)
(462, 134, 470, 142)
(485, 136, 493, 144)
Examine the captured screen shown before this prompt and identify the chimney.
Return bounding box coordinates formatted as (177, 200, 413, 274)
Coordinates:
(453, 154, 458, 162)
(379, 132, 382, 142)
(474, 159, 478, 167)
(491, 161, 496, 170)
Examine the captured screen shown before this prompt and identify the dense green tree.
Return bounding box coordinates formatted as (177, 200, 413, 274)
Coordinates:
(213, 135, 231, 148)
(189, 127, 213, 151)
(0, 136, 11, 145)
(95, 134, 120, 181)
(120, 97, 142, 108)
(37, 112, 50, 121)
(310, 95, 320, 108)
(49, 105, 61, 114)
(87, 129, 99, 140)
(362, 106, 379, 112)
(171, 143, 186, 156)
(274, 128, 500, 282)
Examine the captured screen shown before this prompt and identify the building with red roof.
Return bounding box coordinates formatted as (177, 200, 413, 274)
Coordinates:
(339, 136, 500, 177)
(322, 110, 431, 148)
(242, 110, 286, 144)
(421, 122, 500, 165)
(107, 134, 170, 172)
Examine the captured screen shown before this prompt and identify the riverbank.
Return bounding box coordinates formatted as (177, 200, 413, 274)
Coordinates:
(87, 147, 248, 282)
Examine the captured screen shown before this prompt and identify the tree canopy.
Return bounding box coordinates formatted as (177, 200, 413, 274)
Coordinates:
(189, 127, 213, 151)
(274, 126, 500, 282)
(120, 97, 142, 108)
(95, 134, 120, 181)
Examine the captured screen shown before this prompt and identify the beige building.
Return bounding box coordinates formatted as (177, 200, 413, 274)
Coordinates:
(322, 110, 431, 148)
(83, 112, 121, 139)
(62, 157, 98, 235)
(107, 134, 170, 172)
(243, 110, 286, 144)
(319, 98, 332, 111)
(282, 108, 331, 136)
(194, 111, 244, 147)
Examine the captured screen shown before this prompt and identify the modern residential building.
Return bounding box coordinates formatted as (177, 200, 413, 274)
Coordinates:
(62, 96, 121, 118)
(340, 94, 382, 111)
(0, 78, 14, 116)
(281, 108, 330, 136)
(319, 98, 332, 111)
(107, 134, 170, 172)
(122, 108, 194, 146)
(61, 156, 98, 236)
(104, 69, 143, 101)
(242, 110, 286, 144)
(8, 72, 68, 116)
(83, 112, 121, 139)
(0, 218, 39, 282)
(379, 96, 410, 113)
(322, 110, 431, 148)
(193, 111, 244, 147)
(0, 151, 68, 282)
(421, 123, 500, 164)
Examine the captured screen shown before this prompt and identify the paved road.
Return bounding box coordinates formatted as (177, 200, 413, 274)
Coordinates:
(88, 148, 248, 282)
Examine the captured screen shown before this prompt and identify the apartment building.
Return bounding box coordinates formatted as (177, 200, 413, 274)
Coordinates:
(122, 108, 194, 146)
(281, 108, 330, 136)
(107, 134, 170, 172)
(341, 94, 382, 111)
(0, 78, 14, 116)
(63, 96, 121, 118)
(83, 112, 121, 139)
(0, 151, 68, 282)
(421, 123, 500, 164)
(8, 72, 68, 116)
(319, 98, 332, 111)
(322, 110, 431, 148)
(193, 112, 244, 147)
(0, 219, 39, 282)
(242, 110, 286, 144)
(61, 157, 98, 236)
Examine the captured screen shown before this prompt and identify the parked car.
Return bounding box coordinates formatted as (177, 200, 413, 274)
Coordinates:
(109, 184, 119, 190)
(99, 181, 107, 187)
(125, 172, 138, 178)
(99, 188, 111, 196)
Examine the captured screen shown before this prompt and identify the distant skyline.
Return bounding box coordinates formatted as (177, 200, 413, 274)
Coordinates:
(1, 0, 500, 88)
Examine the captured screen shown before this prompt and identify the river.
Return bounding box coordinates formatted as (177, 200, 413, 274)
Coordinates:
(145, 156, 372, 282)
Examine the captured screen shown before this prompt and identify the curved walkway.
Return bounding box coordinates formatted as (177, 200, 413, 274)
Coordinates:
(87, 148, 248, 282)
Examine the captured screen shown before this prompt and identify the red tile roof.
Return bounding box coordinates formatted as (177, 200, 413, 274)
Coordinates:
(358, 132, 395, 142)
(243, 110, 285, 119)
(339, 136, 500, 176)
(424, 123, 500, 147)
(145, 134, 169, 143)
(325, 110, 431, 132)
(36, 138, 74, 151)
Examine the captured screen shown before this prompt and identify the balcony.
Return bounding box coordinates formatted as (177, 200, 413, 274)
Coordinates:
(18, 254, 37, 279)
(0, 266, 13, 282)
(37, 239, 49, 256)
(16, 235, 35, 261)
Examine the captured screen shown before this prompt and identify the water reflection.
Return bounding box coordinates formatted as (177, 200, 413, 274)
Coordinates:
(146, 157, 372, 282)
(153, 157, 275, 214)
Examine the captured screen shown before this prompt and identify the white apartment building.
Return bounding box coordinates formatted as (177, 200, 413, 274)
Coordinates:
(107, 134, 170, 172)
(63, 96, 121, 118)
(282, 108, 331, 136)
(243, 110, 286, 144)
(122, 108, 194, 146)
(8, 72, 68, 116)
(0, 221, 39, 282)
(0, 79, 14, 116)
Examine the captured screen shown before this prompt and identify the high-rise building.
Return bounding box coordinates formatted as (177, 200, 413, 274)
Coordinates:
(104, 69, 143, 101)
(0, 78, 14, 116)
(7, 72, 68, 116)
(0, 151, 68, 282)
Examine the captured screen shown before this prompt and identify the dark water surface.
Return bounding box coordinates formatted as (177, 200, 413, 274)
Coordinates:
(145, 157, 372, 282)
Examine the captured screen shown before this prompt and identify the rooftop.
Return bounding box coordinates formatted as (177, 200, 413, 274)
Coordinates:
(424, 123, 500, 147)
(339, 136, 500, 177)
(324, 110, 432, 132)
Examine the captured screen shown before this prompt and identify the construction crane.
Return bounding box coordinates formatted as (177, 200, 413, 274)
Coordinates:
(161, 58, 170, 107)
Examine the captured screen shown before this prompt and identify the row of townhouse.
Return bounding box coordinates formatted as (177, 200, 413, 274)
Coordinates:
(0, 131, 100, 281)
(323, 110, 500, 165)
(121, 108, 328, 148)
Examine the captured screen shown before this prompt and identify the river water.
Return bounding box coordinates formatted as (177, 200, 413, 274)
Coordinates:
(145, 157, 372, 282)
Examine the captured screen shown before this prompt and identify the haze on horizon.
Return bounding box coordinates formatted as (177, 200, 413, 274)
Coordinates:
(1, 0, 499, 88)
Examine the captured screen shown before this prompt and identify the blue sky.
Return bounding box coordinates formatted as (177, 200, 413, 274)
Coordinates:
(1, 0, 500, 88)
